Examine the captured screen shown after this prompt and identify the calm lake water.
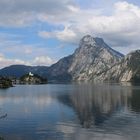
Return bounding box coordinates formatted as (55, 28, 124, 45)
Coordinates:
(0, 83, 140, 140)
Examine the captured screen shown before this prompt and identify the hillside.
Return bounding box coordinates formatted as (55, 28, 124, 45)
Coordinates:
(0, 77, 12, 88)
(20, 72, 48, 84)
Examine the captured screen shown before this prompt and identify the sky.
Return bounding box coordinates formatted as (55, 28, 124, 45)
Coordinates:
(0, 0, 140, 68)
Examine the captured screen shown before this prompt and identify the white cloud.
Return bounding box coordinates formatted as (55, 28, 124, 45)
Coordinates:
(0, 32, 57, 58)
(38, 1, 140, 54)
(24, 48, 33, 54)
(0, 0, 140, 56)
(0, 54, 55, 69)
(39, 27, 78, 44)
(33, 56, 55, 66)
(0, 53, 30, 68)
(0, 32, 57, 68)
(0, 0, 77, 27)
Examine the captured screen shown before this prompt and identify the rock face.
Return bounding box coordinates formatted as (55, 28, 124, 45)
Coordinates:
(46, 55, 73, 82)
(43, 35, 140, 83)
(0, 35, 140, 83)
(68, 35, 123, 81)
(44, 35, 124, 82)
(101, 50, 140, 82)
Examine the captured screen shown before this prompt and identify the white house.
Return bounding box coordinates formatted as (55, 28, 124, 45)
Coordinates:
(29, 72, 34, 76)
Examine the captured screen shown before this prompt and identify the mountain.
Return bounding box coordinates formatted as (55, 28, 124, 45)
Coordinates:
(0, 35, 140, 83)
(0, 65, 49, 78)
(99, 50, 140, 82)
(45, 55, 73, 82)
(68, 35, 123, 81)
(45, 35, 124, 82)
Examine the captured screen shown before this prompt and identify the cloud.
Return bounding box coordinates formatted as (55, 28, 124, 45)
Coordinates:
(0, 54, 55, 69)
(38, 1, 140, 54)
(0, 0, 77, 27)
(0, 53, 30, 68)
(39, 27, 78, 44)
(0, 32, 57, 68)
(2, 1, 139, 48)
(0, 0, 140, 60)
(33, 56, 55, 66)
(0, 32, 56, 57)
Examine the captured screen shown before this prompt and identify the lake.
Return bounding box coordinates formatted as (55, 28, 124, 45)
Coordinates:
(0, 83, 140, 140)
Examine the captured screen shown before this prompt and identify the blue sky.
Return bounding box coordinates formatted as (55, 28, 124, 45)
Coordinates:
(0, 0, 140, 68)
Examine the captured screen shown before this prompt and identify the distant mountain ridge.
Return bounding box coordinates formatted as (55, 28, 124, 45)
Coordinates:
(0, 65, 48, 78)
(0, 35, 140, 82)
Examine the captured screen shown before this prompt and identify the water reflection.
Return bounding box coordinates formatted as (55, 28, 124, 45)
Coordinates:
(0, 114, 7, 120)
(0, 137, 4, 140)
(58, 83, 140, 128)
(0, 84, 140, 140)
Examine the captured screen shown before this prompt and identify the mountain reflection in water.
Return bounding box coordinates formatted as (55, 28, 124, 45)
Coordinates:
(0, 83, 140, 140)
(57, 83, 136, 128)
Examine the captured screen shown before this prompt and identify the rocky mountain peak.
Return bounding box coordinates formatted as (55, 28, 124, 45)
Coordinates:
(68, 35, 124, 81)
(79, 35, 123, 58)
(80, 35, 104, 48)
